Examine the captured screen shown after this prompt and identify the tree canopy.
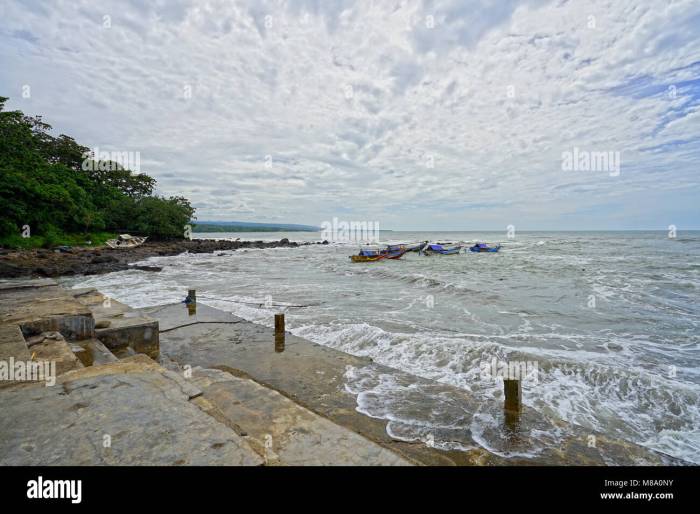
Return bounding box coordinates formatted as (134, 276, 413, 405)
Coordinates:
(0, 96, 195, 241)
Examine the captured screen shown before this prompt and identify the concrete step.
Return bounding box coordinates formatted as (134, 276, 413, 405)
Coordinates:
(0, 355, 263, 466)
(71, 338, 119, 367)
(0, 284, 94, 340)
(26, 331, 83, 376)
(190, 367, 412, 466)
(0, 324, 32, 389)
(73, 289, 159, 360)
(0, 324, 31, 362)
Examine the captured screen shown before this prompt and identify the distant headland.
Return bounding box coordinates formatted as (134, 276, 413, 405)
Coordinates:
(192, 221, 320, 233)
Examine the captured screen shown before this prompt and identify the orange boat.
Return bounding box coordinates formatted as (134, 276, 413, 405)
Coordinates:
(350, 254, 386, 263)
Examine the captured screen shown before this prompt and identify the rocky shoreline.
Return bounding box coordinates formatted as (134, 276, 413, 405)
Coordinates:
(0, 238, 326, 278)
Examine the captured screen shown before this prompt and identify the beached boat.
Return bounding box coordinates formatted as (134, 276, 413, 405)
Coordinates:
(422, 243, 464, 255)
(469, 243, 501, 253)
(106, 234, 148, 249)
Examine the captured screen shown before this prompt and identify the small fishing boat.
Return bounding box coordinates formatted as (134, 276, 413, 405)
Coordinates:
(405, 241, 429, 252)
(350, 254, 386, 263)
(384, 244, 410, 259)
(422, 243, 464, 255)
(385, 248, 408, 259)
(469, 242, 501, 253)
(106, 234, 148, 249)
(350, 244, 407, 262)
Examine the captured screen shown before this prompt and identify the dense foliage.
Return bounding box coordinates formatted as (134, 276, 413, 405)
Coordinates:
(0, 96, 195, 245)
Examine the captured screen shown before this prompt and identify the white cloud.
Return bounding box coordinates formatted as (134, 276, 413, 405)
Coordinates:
(1, 0, 698, 228)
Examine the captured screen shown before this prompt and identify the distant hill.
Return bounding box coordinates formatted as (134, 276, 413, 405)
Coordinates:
(192, 221, 320, 232)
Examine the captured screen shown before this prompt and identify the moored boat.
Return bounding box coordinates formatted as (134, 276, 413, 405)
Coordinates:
(422, 243, 464, 255)
(350, 244, 407, 262)
(350, 254, 386, 262)
(397, 241, 429, 253)
(469, 242, 501, 252)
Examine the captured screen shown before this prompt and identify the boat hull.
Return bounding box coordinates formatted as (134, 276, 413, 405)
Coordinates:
(423, 244, 463, 255)
(106, 236, 148, 249)
(385, 250, 407, 259)
(350, 255, 385, 263)
(469, 245, 501, 253)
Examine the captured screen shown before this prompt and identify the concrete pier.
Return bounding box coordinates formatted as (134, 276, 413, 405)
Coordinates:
(0, 279, 685, 466)
(0, 280, 412, 466)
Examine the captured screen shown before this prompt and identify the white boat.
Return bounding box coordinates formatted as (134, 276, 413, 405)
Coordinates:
(106, 234, 148, 249)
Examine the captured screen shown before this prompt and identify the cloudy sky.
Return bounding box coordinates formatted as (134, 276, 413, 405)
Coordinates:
(1, 0, 699, 230)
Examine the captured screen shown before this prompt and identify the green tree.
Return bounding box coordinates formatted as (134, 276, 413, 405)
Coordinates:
(0, 96, 196, 244)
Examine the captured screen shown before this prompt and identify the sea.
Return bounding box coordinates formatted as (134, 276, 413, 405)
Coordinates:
(64, 230, 700, 463)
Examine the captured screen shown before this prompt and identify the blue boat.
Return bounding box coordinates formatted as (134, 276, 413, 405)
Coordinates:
(469, 242, 501, 253)
(422, 243, 464, 255)
(351, 244, 408, 262)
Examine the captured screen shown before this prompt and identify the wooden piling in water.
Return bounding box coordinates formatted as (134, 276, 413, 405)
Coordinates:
(274, 313, 285, 334)
(274, 313, 285, 352)
(503, 379, 522, 412)
(188, 289, 197, 305)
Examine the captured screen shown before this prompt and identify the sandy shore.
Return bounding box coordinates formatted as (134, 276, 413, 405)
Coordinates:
(0, 238, 327, 279)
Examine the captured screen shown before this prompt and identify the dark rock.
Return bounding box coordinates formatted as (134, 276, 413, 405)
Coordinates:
(0, 260, 25, 277)
(0, 238, 304, 279)
(131, 265, 162, 272)
(322, 240, 329, 245)
(91, 255, 117, 264)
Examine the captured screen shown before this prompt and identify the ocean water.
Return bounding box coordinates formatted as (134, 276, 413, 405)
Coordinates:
(65, 231, 700, 463)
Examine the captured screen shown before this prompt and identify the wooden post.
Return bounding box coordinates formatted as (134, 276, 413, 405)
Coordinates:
(503, 379, 522, 413)
(274, 313, 285, 353)
(274, 313, 285, 334)
(275, 333, 285, 353)
(186, 289, 197, 315)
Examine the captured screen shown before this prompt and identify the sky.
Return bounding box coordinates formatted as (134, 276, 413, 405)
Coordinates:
(1, 0, 699, 230)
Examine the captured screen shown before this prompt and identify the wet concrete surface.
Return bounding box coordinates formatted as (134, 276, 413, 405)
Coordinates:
(0, 280, 414, 465)
(146, 302, 684, 466)
(191, 367, 412, 465)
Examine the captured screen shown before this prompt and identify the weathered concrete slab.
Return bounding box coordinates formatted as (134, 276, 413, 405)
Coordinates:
(0, 324, 31, 362)
(28, 332, 83, 375)
(0, 284, 94, 340)
(0, 278, 57, 291)
(0, 355, 263, 466)
(191, 367, 412, 466)
(73, 289, 159, 359)
(0, 324, 33, 390)
(95, 322, 159, 359)
(148, 302, 682, 466)
(146, 301, 244, 332)
(71, 339, 119, 367)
